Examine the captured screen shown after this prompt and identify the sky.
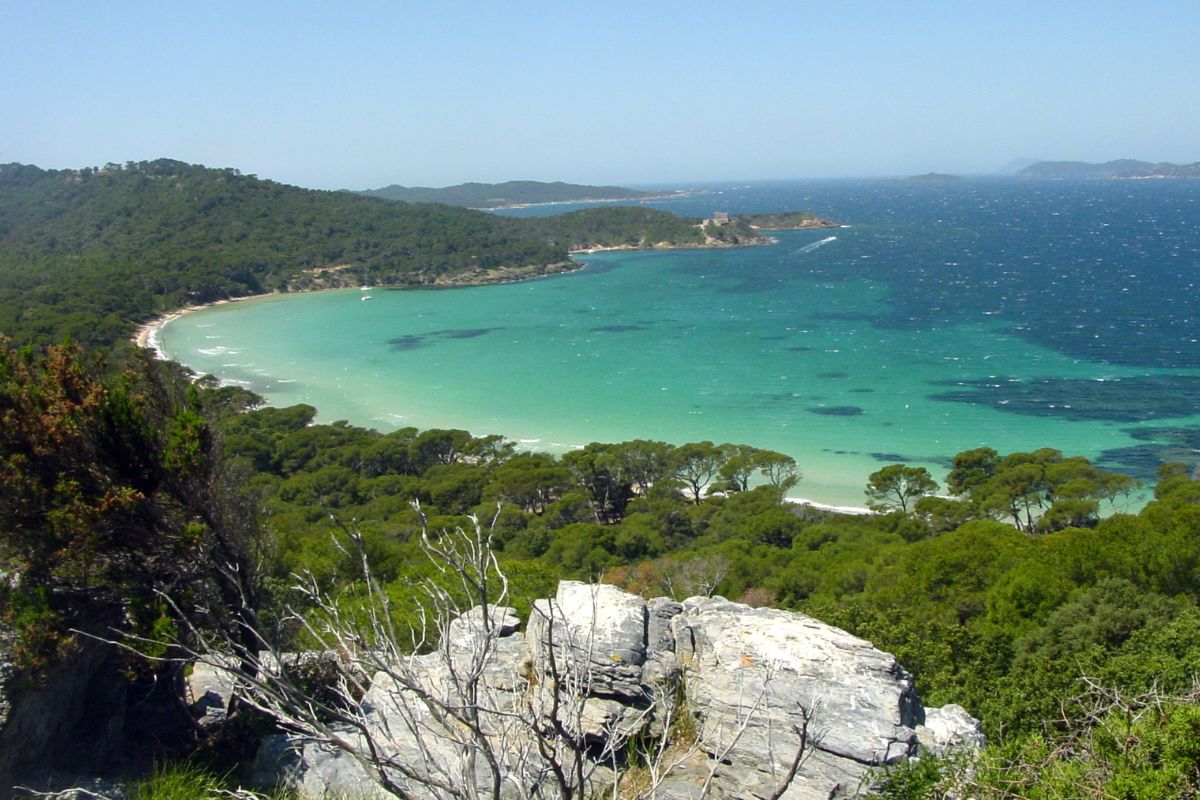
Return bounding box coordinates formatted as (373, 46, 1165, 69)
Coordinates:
(3, 1, 1198, 190)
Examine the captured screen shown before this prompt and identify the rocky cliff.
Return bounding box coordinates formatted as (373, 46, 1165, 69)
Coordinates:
(253, 582, 982, 799)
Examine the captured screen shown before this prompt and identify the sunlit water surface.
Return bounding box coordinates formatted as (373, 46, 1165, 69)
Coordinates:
(159, 178, 1200, 509)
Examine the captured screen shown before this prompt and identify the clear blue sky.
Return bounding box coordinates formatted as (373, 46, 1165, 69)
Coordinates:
(3, 1, 1197, 189)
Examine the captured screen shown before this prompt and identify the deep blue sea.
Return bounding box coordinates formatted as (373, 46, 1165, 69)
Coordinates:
(161, 178, 1200, 508)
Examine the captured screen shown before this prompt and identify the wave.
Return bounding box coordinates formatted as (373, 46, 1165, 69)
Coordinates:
(791, 235, 838, 256)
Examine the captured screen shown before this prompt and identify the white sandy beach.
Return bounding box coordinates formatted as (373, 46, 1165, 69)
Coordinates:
(785, 496, 873, 516)
(132, 293, 277, 359)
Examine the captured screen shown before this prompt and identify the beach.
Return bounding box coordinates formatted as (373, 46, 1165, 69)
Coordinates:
(132, 292, 277, 358)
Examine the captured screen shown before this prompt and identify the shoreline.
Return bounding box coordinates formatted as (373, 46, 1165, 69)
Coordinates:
(133, 223, 820, 354)
(785, 496, 873, 516)
(132, 236, 877, 516)
(131, 291, 279, 359)
(137, 287, 880, 517)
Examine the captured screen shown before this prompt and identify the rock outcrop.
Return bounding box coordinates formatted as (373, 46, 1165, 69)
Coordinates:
(916, 704, 987, 758)
(256, 582, 983, 799)
(0, 626, 128, 793)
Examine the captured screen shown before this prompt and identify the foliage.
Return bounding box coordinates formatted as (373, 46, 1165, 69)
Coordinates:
(520, 205, 705, 250)
(864, 464, 937, 513)
(0, 160, 746, 350)
(944, 447, 1137, 532)
(126, 761, 229, 800)
(125, 760, 290, 800)
(966, 688, 1200, 799)
(0, 340, 262, 673)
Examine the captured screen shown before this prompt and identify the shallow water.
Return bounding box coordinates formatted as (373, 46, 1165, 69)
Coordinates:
(159, 178, 1200, 509)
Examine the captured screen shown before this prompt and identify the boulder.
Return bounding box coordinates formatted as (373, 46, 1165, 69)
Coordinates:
(447, 605, 522, 643)
(916, 704, 987, 757)
(527, 581, 648, 702)
(186, 658, 237, 728)
(0, 628, 128, 791)
(666, 596, 922, 799)
(252, 734, 389, 800)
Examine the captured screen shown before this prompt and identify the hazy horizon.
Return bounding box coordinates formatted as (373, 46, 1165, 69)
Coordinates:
(4, 2, 1198, 191)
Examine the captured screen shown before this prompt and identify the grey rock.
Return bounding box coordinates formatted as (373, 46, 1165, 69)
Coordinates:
(448, 605, 522, 643)
(917, 704, 986, 757)
(528, 581, 648, 702)
(0, 628, 127, 789)
(257, 583, 979, 800)
(249, 734, 303, 790)
(669, 596, 922, 799)
(256, 734, 390, 800)
(186, 659, 237, 727)
(578, 696, 650, 744)
(647, 597, 684, 656)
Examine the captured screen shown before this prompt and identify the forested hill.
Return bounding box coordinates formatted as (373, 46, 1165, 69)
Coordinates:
(0, 161, 728, 349)
(1019, 159, 1200, 179)
(357, 180, 660, 207)
(0, 160, 572, 347)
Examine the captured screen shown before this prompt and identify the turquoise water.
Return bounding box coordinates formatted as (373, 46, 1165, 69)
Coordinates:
(159, 179, 1200, 509)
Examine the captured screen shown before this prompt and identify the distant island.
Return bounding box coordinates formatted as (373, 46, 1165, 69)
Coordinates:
(889, 172, 963, 183)
(1019, 160, 1200, 179)
(356, 180, 692, 208)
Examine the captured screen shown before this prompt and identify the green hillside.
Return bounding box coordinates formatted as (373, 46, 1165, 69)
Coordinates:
(1019, 159, 1200, 178)
(0, 161, 739, 349)
(0, 160, 570, 347)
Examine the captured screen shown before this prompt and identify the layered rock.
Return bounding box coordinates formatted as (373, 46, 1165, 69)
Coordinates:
(258, 582, 983, 799)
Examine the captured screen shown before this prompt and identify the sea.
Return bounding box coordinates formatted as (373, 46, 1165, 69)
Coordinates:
(157, 178, 1200, 510)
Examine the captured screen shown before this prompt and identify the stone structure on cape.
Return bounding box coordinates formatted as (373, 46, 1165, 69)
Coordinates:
(254, 581, 983, 799)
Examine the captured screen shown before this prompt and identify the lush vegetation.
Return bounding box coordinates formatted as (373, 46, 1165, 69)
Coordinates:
(520, 206, 710, 249)
(0, 160, 566, 348)
(0, 342, 262, 674)
(216, 400, 1200, 796)
(3, 327, 1200, 794)
(358, 179, 661, 207)
(3, 158, 1199, 796)
(736, 211, 839, 229)
(0, 160, 785, 350)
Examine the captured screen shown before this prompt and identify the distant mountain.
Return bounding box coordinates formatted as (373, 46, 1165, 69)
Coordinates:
(357, 180, 666, 208)
(1019, 160, 1200, 179)
(884, 172, 963, 183)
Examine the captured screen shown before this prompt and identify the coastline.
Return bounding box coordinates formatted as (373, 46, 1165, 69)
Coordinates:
(140, 287, 880, 517)
(131, 291, 279, 359)
(477, 189, 704, 212)
(132, 218, 827, 353)
(132, 232, 877, 516)
(785, 496, 873, 516)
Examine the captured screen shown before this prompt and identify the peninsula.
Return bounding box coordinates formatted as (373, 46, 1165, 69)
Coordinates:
(736, 210, 841, 229)
(0, 159, 835, 350)
(1019, 159, 1200, 179)
(356, 179, 693, 208)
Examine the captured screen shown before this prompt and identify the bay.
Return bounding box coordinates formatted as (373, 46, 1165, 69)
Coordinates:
(158, 178, 1200, 509)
